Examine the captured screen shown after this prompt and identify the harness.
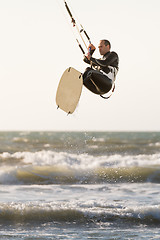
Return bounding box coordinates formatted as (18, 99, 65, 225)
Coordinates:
(99, 66, 118, 99)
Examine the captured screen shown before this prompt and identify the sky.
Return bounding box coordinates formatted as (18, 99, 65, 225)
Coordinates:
(0, 0, 160, 131)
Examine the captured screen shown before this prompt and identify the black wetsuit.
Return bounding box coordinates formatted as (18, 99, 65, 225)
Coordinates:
(83, 51, 119, 95)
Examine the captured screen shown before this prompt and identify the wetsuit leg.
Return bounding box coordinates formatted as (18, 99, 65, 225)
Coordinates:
(83, 68, 98, 94)
(83, 68, 112, 95)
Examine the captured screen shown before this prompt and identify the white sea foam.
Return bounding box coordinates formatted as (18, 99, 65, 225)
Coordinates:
(0, 200, 160, 224)
(13, 137, 29, 143)
(149, 142, 160, 147)
(1, 150, 160, 169)
(1, 150, 160, 170)
(123, 205, 160, 221)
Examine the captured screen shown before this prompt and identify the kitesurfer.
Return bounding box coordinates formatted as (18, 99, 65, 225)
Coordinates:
(83, 39, 119, 96)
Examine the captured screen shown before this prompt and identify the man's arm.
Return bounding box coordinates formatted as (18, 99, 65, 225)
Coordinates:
(90, 52, 118, 67)
(83, 56, 91, 64)
(83, 44, 96, 65)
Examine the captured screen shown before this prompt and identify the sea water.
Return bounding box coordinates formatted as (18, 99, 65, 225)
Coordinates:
(0, 131, 160, 239)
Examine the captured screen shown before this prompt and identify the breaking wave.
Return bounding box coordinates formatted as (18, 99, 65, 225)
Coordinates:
(1, 150, 160, 168)
(0, 150, 160, 184)
(0, 165, 160, 185)
(0, 202, 160, 226)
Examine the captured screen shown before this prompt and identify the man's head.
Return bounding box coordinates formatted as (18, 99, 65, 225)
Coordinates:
(98, 39, 111, 55)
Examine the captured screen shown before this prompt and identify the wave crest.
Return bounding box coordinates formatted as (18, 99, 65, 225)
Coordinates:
(1, 202, 160, 225)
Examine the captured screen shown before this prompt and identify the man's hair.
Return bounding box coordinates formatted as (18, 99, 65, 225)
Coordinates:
(101, 39, 111, 49)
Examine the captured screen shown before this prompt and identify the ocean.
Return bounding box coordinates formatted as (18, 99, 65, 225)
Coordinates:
(0, 131, 160, 239)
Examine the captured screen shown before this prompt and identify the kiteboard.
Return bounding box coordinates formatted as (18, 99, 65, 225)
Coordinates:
(56, 67, 83, 114)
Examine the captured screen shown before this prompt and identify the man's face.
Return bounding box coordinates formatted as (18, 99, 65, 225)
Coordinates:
(98, 40, 109, 55)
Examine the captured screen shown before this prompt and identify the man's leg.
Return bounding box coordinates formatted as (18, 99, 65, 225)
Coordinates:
(83, 68, 100, 94)
(83, 68, 112, 95)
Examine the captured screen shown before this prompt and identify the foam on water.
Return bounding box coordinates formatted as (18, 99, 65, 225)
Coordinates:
(1, 150, 160, 184)
(0, 165, 160, 185)
(1, 132, 160, 238)
(0, 200, 160, 225)
(1, 150, 160, 169)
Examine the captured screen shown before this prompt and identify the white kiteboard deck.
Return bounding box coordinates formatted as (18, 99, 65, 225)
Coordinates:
(56, 67, 83, 114)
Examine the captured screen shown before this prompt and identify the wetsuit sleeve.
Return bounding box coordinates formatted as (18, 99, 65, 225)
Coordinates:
(83, 56, 97, 68)
(83, 56, 91, 64)
(90, 52, 118, 68)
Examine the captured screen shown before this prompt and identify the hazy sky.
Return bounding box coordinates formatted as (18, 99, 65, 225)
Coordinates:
(0, 0, 160, 131)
